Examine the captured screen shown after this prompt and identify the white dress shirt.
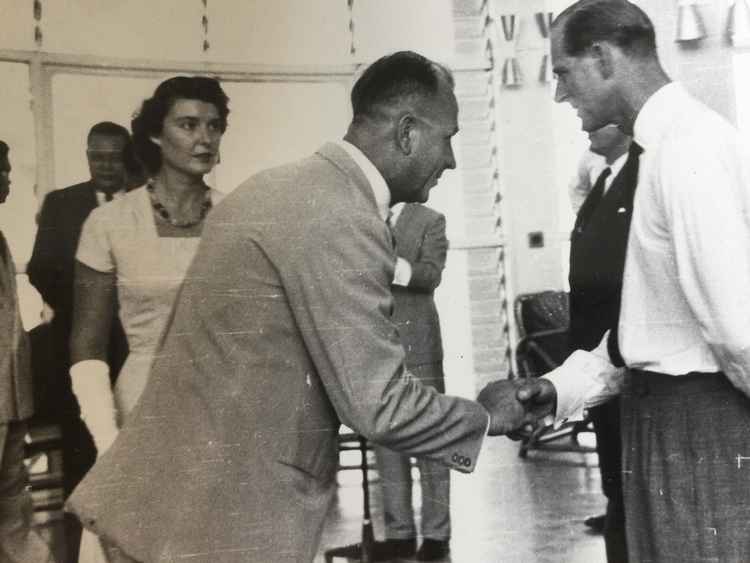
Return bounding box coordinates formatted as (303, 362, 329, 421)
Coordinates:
(547, 82, 750, 422)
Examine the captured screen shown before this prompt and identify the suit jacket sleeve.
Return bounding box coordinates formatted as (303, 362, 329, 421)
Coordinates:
(406, 213, 447, 292)
(275, 203, 486, 473)
(28, 192, 63, 308)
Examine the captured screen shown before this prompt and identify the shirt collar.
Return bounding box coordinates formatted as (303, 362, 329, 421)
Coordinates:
(336, 140, 391, 221)
(633, 82, 686, 152)
(95, 187, 126, 206)
(608, 151, 629, 179)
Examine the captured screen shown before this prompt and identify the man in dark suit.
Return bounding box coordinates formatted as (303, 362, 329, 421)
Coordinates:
(67, 52, 554, 563)
(27, 121, 131, 562)
(373, 202, 450, 561)
(568, 124, 632, 563)
(0, 140, 53, 562)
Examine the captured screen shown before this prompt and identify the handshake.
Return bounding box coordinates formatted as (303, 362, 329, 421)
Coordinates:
(476, 378, 557, 437)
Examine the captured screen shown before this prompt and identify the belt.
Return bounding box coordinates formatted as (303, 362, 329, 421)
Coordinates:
(627, 369, 727, 398)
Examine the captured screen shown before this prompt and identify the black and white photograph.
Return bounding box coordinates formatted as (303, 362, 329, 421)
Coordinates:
(2, 1, 750, 562)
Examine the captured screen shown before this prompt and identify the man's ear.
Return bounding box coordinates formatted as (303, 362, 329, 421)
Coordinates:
(395, 114, 417, 155)
(590, 42, 615, 80)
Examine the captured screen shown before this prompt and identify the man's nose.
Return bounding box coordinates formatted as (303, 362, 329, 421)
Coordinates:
(445, 146, 456, 170)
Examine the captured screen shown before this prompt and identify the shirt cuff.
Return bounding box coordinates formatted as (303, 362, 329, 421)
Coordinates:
(542, 349, 615, 427)
(393, 257, 412, 286)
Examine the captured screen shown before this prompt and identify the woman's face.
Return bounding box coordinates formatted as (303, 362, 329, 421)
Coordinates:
(153, 98, 223, 178)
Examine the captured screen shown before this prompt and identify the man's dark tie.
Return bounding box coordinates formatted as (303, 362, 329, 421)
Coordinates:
(576, 166, 611, 232)
(606, 141, 644, 367)
(104, 191, 114, 202)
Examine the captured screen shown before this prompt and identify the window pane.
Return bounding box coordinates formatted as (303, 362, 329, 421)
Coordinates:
(0, 1, 35, 50)
(0, 62, 42, 327)
(51, 73, 162, 191)
(0, 63, 38, 263)
(208, 0, 350, 65)
(43, 1, 203, 61)
(216, 81, 350, 191)
(353, 0, 454, 63)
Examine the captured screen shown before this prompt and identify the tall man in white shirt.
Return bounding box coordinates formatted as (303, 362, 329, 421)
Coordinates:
(522, 1, 750, 560)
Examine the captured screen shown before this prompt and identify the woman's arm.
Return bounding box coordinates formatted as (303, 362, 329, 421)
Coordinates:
(70, 260, 120, 455)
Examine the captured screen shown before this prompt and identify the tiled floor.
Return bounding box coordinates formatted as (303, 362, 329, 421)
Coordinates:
(317, 435, 607, 563)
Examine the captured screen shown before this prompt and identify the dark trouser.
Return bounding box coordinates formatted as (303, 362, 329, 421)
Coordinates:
(622, 370, 750, 562)
(0, 421, 53, 563)
(588, 399, 627, 563)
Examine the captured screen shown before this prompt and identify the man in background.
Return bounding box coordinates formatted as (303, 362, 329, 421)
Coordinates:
(27, 121, 132, 563)
(568, 124, 631, 562)
(373, 201, 451, 562)
(0, 140, 53, 562)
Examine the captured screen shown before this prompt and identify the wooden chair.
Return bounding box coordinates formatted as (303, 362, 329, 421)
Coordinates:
(513, 291, 595, 457)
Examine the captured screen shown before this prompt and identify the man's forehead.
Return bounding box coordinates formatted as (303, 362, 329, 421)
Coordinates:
(88, 134, 126, 151)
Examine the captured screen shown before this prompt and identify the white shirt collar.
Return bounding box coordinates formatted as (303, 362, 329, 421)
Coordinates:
(633, 82, 685, 152)
(605, 150, 629, 189)
(336, 140, 391, 221)
(95, 188, 126, 206)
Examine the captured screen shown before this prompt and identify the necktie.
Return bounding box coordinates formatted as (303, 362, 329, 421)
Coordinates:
(576, 166, 611, 233)
(606, 141, 644, 367)
(104, 191, 114, 202)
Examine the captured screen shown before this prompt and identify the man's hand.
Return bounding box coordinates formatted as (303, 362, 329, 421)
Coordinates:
(477, 378, 557, 437)
(476, 379, 529, 436)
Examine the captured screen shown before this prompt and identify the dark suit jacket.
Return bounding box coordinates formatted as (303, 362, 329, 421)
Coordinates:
(568, 158, 638, 352)
(392, 203, 447, 366)
(68, 143, 488, 562)
(27, 181, 127, 413)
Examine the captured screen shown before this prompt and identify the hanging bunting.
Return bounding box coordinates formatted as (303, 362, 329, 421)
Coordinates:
(33, 0, 43, 47)
(675, 0, 706, 42)
(500, 14, 522, 87)
(347, 0, 356, 56)
(201, 0, 210, 52)
(535, 12, 554, 84)
(728, 0, 750, 47)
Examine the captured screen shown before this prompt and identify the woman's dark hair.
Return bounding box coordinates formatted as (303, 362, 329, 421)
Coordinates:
(131, 76, 230, 175)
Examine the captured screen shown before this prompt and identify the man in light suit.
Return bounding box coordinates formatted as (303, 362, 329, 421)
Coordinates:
(27, 121, 132, 563)
(0, 140, 54, 562)
(68, 52, 553, 563)
(373, 202, 452, 561)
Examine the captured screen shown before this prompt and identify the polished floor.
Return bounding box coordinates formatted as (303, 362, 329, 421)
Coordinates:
(317, 434, 607, 563)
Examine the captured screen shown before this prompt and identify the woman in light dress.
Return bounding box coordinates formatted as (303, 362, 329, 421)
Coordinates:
(68, 75, 230, 563)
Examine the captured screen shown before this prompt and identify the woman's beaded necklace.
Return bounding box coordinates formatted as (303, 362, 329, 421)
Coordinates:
(146, 180, 212, 228)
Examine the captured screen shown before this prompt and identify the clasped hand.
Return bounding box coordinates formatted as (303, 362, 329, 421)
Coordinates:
(476, 378, 557, 437)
